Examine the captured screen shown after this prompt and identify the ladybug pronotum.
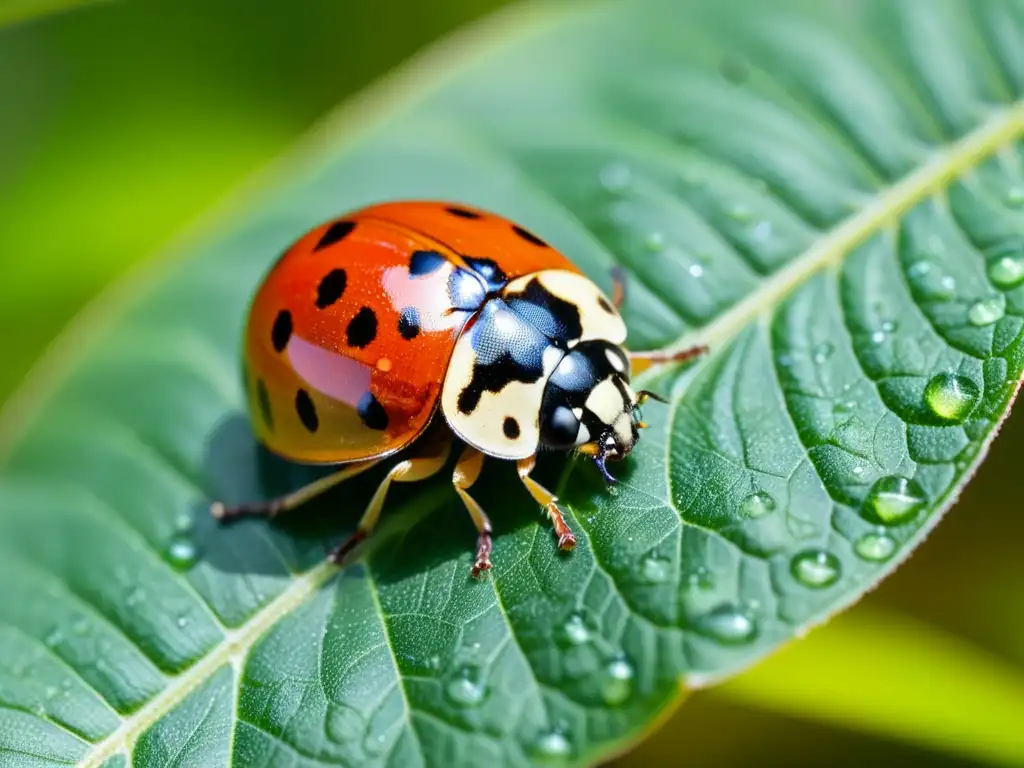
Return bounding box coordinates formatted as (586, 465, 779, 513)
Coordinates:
(211, 201, 706, 576)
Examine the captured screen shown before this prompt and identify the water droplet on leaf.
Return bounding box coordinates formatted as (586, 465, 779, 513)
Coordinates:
(987, 251, 1024, 289)
(559, 614, 590, 646)
(695, 604, 757, 644)
(855, 532, 897, 561)
(728, 204, 753, 222)
(645, 232, 664, 251)
(599, 657, 635, 706)
(752, 221, 773, 241)
(686, 566, 714, 590)
(165, 535, 200, 571)
(968, 296, 1005, 326)
(813, 342, 834, 363)
(326, 703, 363, 744)
(863, 476, 926, 525)
(445, 665, 487, 708)
(688, 263, 704, 278)
(791, 549, 841, 588)
(1005, 186, 1024, 207)
(599, 163, 632, 192)
(924, 373, 980, 423)
(740, 491, 776, 519)
(533, 729, 572, 761)
(640, 556, 670, 584)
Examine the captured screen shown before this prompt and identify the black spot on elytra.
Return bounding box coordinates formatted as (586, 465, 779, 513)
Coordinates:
(409, 250, 446, 277)
(315, 220, 355, 251)
(398, 307, 421, 340)
(512, 224, 547, 247)
(357, 392, 389, 430)
(256, 379, 273, 431)
(446, 206, 480, 219)
(316, 269, 347, 309)
(506, 277, 583, 343)
(598, 295, 615, 314)
(503, 417, 520, 439)
(346, 307, 378, 348)
(271, 310, 292, 353)
(295, 389, 318, 433)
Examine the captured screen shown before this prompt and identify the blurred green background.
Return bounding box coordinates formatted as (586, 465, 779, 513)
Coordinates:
(2, 2, 1022, 766)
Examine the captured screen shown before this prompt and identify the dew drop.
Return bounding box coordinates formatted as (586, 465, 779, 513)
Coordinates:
(812, 341, 834, 363)
(870, 330, 886, 344)
(967, 296, 1005, 326)
(881, 320, 897, 333)
(940, 275, 956, 296)
(559, 613, 591, 646)
(688, 263, 705, 278)
(908, 260, 932, 278)
(43, 685, 58, 700)
(444, 665, 487, 708)
(686, 566, 714, 590)
(728, 204, 753, 222)
(863, 476, 926, 525)
(1005, 186, 1024, 207)
(739, 491, 776, 519)
(599, 162, 632, 192)
(645, 232, 665, 252)
(790, 549, 841, 588)
(71, 619, 88, 636)
(173, 512, 192, 532)
(695, 604, 757, 645)
(855, 532, 897, 562)
(752, 221, 773, 241)
(165, 535, 200, 572)
(599, 657, 635, 706)
(326, 703, 363, 744)
(533, 729, 573, 761)
(988, 252, 1024, 289)
(126, 588, 145, 607)
(176, 616, 189, 629)
(640, 556, 671, 584)
(924, 373, 981, 423)
(44, 629, 63, 648)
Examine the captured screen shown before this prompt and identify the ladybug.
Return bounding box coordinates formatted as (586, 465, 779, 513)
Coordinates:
(211, 201, 705, 576)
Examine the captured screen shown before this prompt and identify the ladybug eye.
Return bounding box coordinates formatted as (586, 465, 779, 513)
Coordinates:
(540, 404, 579, 450)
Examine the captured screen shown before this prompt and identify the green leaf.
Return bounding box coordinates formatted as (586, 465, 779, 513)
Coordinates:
(711, 608, 1024, 767)
(2, 0, 1024, 765)
(0, 0, 109, 27)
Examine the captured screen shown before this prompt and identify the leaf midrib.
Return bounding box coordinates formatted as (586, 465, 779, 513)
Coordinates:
(72, 100, 1024, 767)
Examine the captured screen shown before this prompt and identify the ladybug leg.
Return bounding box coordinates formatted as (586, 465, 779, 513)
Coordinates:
(628, 344, 708, 377)
(516, 456, 577, 551)
(451, 445, 493, 578)
(610, 266, 626, 309)
(328, 438, 452, 566)
(211, 459, 380, 520)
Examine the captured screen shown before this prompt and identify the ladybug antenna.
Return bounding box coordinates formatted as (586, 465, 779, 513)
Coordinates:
(592, 442, 618, 485)
(635, 389, 668, 405)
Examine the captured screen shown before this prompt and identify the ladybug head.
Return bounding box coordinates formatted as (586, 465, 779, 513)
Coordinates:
(538, 340, 659, 483)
